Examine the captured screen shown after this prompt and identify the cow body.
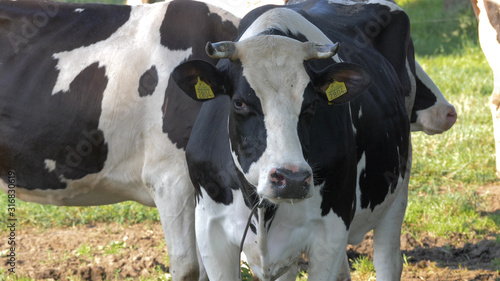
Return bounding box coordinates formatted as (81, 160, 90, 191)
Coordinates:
(173, 0, 414, 280)
(471, 0, 500, 176)
(0, 0, 238, 280)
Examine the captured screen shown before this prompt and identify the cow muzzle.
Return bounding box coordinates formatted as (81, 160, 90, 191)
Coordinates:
(267, 166, 313, 202)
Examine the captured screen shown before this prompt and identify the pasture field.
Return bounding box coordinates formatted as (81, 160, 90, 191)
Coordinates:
(1, 0, 500, 280)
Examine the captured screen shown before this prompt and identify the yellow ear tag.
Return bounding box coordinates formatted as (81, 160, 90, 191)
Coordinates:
(195, 77, 215, 100)
(326, 80, 347, 105)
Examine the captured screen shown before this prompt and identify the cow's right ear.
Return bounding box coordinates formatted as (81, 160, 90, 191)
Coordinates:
(172, 60, 227, 102)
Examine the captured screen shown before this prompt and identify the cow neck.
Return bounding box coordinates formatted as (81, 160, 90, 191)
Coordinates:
(238, 202, 260, 279)
(238, 199, 270, 279)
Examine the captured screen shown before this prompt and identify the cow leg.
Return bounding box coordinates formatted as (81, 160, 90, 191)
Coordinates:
(153, 174, 205, 281)
(306, 217, 349, 280)
(372, 157, 411, 281)
(275, 260, 299, 281)
(371, 189, 407, 280)
(195, 198, 241, 281)
(335, 254, 352, 281)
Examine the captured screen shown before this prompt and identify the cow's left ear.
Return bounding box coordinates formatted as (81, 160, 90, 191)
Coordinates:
(172, 60, 227, 102)
(311, 62, 372, 104)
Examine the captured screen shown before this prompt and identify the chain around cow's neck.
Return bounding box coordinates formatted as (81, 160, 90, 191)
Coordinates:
(238, 201, 262, 279)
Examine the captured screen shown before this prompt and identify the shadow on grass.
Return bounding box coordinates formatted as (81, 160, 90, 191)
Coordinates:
(347, 232, 500, 273)
(400, 239, 500, 272)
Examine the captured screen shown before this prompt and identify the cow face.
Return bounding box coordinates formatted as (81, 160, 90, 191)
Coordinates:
(411, 62, 457, 134)
(173, 35, 371, 204)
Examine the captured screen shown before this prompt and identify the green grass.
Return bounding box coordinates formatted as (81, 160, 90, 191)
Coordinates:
(402, 0, 498, 240)
(404, 189, 497, 238)
(0, 200, 159, 233)
(410, 49, 495, 191)
(350, 256, 376, 280)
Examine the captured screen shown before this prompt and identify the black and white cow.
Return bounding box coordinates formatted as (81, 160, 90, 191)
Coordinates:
(0, 0, 454, 280)
(471, 0, 500, 176)
(0, 0, 239, 280)
(172, 0, 419, 280)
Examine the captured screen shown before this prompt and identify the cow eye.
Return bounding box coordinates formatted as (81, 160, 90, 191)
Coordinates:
(233, 99, 247, 111)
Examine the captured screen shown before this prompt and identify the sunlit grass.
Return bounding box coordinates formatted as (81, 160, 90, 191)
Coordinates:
(404, 189, 497, 239)
(0, 200, 159, 234)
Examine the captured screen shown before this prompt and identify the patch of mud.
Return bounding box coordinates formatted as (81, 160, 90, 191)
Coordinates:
(1, 223, 168, 280)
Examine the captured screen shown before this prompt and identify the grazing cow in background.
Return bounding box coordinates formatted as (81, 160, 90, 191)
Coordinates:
(0, 0, 238, 280)
(172, 0, 417, 280)
(411, 62, 457, 134)
(471, 0, 500, 176)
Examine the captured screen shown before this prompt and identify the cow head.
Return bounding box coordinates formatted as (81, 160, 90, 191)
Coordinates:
(411, 62, 457, 135)
(173, 35, 371, 204)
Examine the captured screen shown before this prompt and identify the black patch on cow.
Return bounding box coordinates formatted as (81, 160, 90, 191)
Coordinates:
(228, 68, 267, 174)
(300, 1, 414, 98)
(0, 1, 128, 190)
(309, 103, 358, 229)
(138, 65, 158, 97)
(162, 75, 203, 149)
(485, 0, 500, 44)
(0, 1, 130, 54)
(160, 1, 238, 53)
(186, 95, 239, 205)
(0, 63, 108, 190)
(410, 76, 437, 123)
(159, 0, 238, 150)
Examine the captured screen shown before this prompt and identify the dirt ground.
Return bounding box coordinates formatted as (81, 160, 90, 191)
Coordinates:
(2, 185, 500, 280)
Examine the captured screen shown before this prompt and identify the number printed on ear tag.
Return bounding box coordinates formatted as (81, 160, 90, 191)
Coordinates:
(195, 77, 215, 100)
(326, 80, 347, 104)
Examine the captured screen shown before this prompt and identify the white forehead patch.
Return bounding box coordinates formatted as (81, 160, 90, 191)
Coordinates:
(236, 35, 311, 115)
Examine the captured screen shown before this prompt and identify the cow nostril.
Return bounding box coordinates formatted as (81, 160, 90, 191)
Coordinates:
(270, 169, 286, 188)
(269, 167, 312, 200)
(446, 110, 457, 126)
(271, 168, 311, 187)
